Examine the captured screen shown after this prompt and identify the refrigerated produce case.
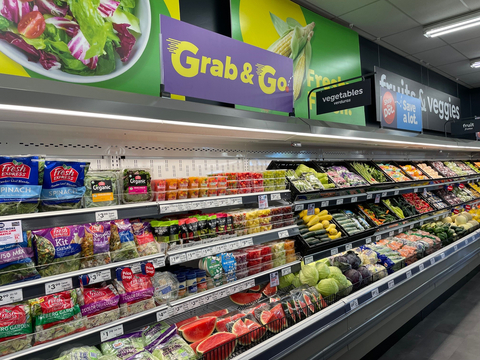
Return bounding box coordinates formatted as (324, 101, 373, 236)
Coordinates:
(1, 78, 480, 360)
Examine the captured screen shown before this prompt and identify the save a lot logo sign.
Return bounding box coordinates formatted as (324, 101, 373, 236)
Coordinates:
(231, 0, 365, 126)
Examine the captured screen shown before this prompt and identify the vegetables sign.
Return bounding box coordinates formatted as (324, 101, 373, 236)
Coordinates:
(160, 15, 293, 113)
(231, 0, 365, 125)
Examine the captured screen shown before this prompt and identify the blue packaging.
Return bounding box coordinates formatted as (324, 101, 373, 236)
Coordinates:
(40, 160, 89, 211)
(0, 156, 43, 215)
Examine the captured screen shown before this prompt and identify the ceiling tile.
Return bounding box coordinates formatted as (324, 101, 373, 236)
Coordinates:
(339, 1, 419, 38)
(451, 37, 480, 58)
(387, 0, 470, 25)
(304, 0, 380, 17)
(438, 26, 480, 44)
(458, 71, 480, 84)
(437, 60, 479, 77)
(469, 82, 480, 88)
(382, 26, 445, 54)
(375, 40, 410, 57)
(354, 27, 376, 41)
(413, 45, 467, 66)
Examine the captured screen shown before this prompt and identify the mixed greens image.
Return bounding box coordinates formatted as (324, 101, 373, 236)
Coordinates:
(0, 0, 141, 76)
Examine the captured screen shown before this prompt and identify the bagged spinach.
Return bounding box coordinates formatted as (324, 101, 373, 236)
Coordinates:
(32, 226, 84, 277)
(0, 156, 43, 215)
(0, 228, 40, 286)
(110, 219, 139, 262)
(40, 160, 89, 211)
(84, 171, 119, 208)
(81, 222, 112, 269)
(122, 168, 152, 203)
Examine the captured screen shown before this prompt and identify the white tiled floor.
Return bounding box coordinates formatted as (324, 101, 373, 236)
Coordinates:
(378, 271, 480, 360)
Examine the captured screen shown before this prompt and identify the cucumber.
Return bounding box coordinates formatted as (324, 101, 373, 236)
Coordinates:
(333, 214, 347, 219)
(296, 219, 304, 225)
(298, 225, 308, 230)
(303, 232, 316, 239)
(313, 230, 327, 236)
(300, 228, 309, 234)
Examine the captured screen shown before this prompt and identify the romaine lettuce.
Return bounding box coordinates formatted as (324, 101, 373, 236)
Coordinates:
(111, 6, 140, 33)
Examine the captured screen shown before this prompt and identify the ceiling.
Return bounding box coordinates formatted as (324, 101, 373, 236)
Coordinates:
(296, 0, 480, 88)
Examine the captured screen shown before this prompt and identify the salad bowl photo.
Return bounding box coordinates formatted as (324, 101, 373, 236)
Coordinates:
(0, 0, 151, 83)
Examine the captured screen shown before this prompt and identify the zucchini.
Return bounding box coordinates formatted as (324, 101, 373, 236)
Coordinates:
(300, 228, 309, 234)
(313, 230, 327, 236)
(298, 225, 308, 230)
(302, 232, 316, 239)
(296, 219, 304, 225)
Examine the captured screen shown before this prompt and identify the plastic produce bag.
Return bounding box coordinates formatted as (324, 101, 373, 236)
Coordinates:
(0, 304, 32, 339)
(0, 155, 43, 215)
(40, 160, 89, 211)
(146, 325, 196, 360)
(142, 321, 170, 345)
(100, 332, 145, 360)
(84, 171, 119, 208)
(76, 283, 120, 328)
(113, 268, 155, 318)
(32, 225, 84, 276)
(152, 271, 179, 305)
(131, 221, 158, 257)
(81, 222, 112, 269)
(0, 230, 40, 286)
(56, 346, 103, 360)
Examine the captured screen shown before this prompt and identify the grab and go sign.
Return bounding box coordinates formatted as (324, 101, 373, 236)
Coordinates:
(160, 15, 293, 113)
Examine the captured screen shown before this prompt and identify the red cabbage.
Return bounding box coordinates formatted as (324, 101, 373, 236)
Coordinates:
(1, 0, 31, 23)
(35, 0, 67, 17)
(113, 23, 135, 62)
(0, 32, 60, 70)
(97, 0, 119, 18)
(45, 16, 79, 37)
(68, 30, 97, 69)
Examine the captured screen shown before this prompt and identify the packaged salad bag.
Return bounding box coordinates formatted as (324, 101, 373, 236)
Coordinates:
(81, 222, 112, 269)
(110, 219, 139, 262)
(40, 160, 89, 211)
(32, 225, 84, 277)
(113, 267, 155, 318)
(76, 281, 120, 329)
(29, 289, 86, 345)
(84, 171, 119, 208)
(0, 156, 43, 215)
(56, 346, 103, 360)
(100, 331, 145, 360)
(131, 221, 158, 257)
(0, 304, 33, 356)
(0, 229, 40, 286)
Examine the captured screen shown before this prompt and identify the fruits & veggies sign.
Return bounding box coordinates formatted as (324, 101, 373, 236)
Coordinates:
(160, 15, 293, 113)
(231, 0, 365, 125)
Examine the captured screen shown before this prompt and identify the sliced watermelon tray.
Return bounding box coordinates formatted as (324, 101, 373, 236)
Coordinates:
(164, 282, 329, 360)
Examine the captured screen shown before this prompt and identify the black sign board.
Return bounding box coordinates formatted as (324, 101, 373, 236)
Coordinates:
(316, 80, 371, 115)
(375, 67, 461, 132)
(451, 120, 480, 135)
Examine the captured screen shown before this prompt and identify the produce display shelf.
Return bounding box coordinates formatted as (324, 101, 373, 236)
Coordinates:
(2, 260, 301, 360)
(305, 209, 451, 263)
(233, 229, 480, 360)
(0, 190, 291, 230)
(0, 254, 166, 301)
(293, 175, 480, 209)
(167, 225, 299, 265)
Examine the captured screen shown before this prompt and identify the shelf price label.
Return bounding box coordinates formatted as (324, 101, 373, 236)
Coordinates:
(95, 210, 118, 222)
(304, 256, 313, 265)
(45, 278, 73, 295)
(345, 244, 352, 251)
(454, 245, 458, 251)
(375, 235, 382, 241)
(414, 188, 419, 193)
(367, 194, 373, 200)
(388, 280, 394, 289)
(389, 231, 394, 237)
(294, 204, 304, 212)
(349, 299, 359, 311)
(419, 263, 425, 272)
(371, 288, 379, 298)
(282, 267, 292, 276)
(336, 198, 344, 205)
(406, 270, 412, 279)
(0, 289, 22, 305)
(351, 196, 358, 203)
(152, 257, 166, 268)
(156, 308, 170, 322)
(270, 193, 281, 201)
(100, 324, 124, 342)
(321, 201, 329, 208)
(85, 269, 111, 285)
(278, 230, 289, 238)
(365, 237, 372, 244)
(394, 190, 399, 195)
(270, 272, 279, 287)
(440, 253, 445, 260)
(331, 248, 338, 256)
(170, 253, 187, 265)
(381, 192, 387, 197)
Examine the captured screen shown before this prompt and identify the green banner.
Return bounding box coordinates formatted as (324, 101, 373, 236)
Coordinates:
(0, 0, 182, 99)
(231, 0, 365, 125)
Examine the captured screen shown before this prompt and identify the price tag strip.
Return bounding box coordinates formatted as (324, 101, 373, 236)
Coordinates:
(45, 278, 73, 295)
(0, 289, 22, 305)
(95, 210, 118, 222)
(100, 324, 124, 342)
(160, 197, 243, 214)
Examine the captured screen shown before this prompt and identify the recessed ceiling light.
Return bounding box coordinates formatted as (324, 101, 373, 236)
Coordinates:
(471, 58, 480, 68)
(424, 10, 480, 37)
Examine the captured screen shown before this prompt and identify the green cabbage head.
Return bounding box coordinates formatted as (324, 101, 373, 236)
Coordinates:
(279, 273, 295, 289)
(299, 265, 319, 286)
(316, 278, 339, 297)
(315, 262, 330, 280)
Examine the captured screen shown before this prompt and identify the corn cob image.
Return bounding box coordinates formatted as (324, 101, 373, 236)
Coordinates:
(268, 13, 315, 60)
(293, 31, 313, 101)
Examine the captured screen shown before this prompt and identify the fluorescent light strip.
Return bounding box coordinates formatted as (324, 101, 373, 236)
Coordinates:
(425, 16, 480, 37)
(0, 104, 478, 151)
